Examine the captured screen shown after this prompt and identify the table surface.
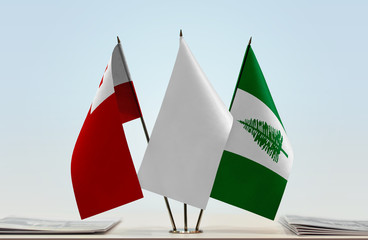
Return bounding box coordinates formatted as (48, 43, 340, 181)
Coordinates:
(0, 213, 367, 240)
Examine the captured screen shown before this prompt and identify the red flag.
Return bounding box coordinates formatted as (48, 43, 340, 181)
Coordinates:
(71, 44, 143, 219)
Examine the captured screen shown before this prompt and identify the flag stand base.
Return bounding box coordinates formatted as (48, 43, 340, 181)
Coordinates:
(168, 204, 204, 234)
(169, 229, 203, 234)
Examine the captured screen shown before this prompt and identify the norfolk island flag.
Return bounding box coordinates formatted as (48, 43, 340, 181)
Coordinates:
(210, 40, 293, 220)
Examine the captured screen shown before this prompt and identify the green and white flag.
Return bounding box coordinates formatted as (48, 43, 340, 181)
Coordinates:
(211, 41, 293, 220)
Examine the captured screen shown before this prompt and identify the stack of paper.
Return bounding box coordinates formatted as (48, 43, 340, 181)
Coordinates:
(0, 216, 119, 234)
(280, 215, 368, 236)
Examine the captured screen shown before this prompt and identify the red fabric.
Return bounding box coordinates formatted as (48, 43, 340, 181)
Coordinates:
(99, 65, 108, 87)
(71, 92, 143, 219)
(114, 81, 142, 123)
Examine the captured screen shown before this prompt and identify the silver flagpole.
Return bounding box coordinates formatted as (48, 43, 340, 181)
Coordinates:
(116, 36, 177, 232)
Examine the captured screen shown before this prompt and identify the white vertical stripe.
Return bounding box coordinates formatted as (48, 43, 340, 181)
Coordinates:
(90, 44, 130, 113)
(90, 58, 114, 113)
(224, 89, 293, 179)
(111, 44, 130, 86)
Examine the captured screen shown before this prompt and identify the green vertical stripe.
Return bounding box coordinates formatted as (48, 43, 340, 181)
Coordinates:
(229, 45, 251, 110)
(231, 45, 284, 129)
(211, 151, 287, 220)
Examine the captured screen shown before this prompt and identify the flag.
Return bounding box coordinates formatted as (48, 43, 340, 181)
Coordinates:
(211, 42, 294, 220)
(138, 36, 233, 209)
(71, 43, 143, 219)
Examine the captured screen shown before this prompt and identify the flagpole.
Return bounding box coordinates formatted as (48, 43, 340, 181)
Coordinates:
(184, 203, 188, 232)
(229, 36, 252, 110)
(179, 29, 204, 233)
(116, 36, 177, 232)
(164, 195, 177, 231)
(180, 30, 189, 233)
(195, 209, 203, 231)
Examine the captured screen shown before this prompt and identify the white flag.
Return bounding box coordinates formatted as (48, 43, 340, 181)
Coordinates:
(138, 37, 233, 209)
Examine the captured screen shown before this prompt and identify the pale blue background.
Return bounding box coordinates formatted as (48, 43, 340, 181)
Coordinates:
(0, 0, 368, 222)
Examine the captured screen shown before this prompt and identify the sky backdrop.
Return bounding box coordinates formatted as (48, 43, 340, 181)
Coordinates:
(0, 0, 368, 222)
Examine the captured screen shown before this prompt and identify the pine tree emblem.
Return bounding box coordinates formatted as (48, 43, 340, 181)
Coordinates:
(238, 118, 288, 163)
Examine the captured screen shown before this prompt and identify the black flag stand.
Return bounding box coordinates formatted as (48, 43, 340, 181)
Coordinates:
(116, 36, 177, 232)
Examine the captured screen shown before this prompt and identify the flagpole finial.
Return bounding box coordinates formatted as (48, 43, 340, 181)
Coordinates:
(117, 36, 121, 44)
(180, 29, 183, 37)
(248, 37, 252, 46)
